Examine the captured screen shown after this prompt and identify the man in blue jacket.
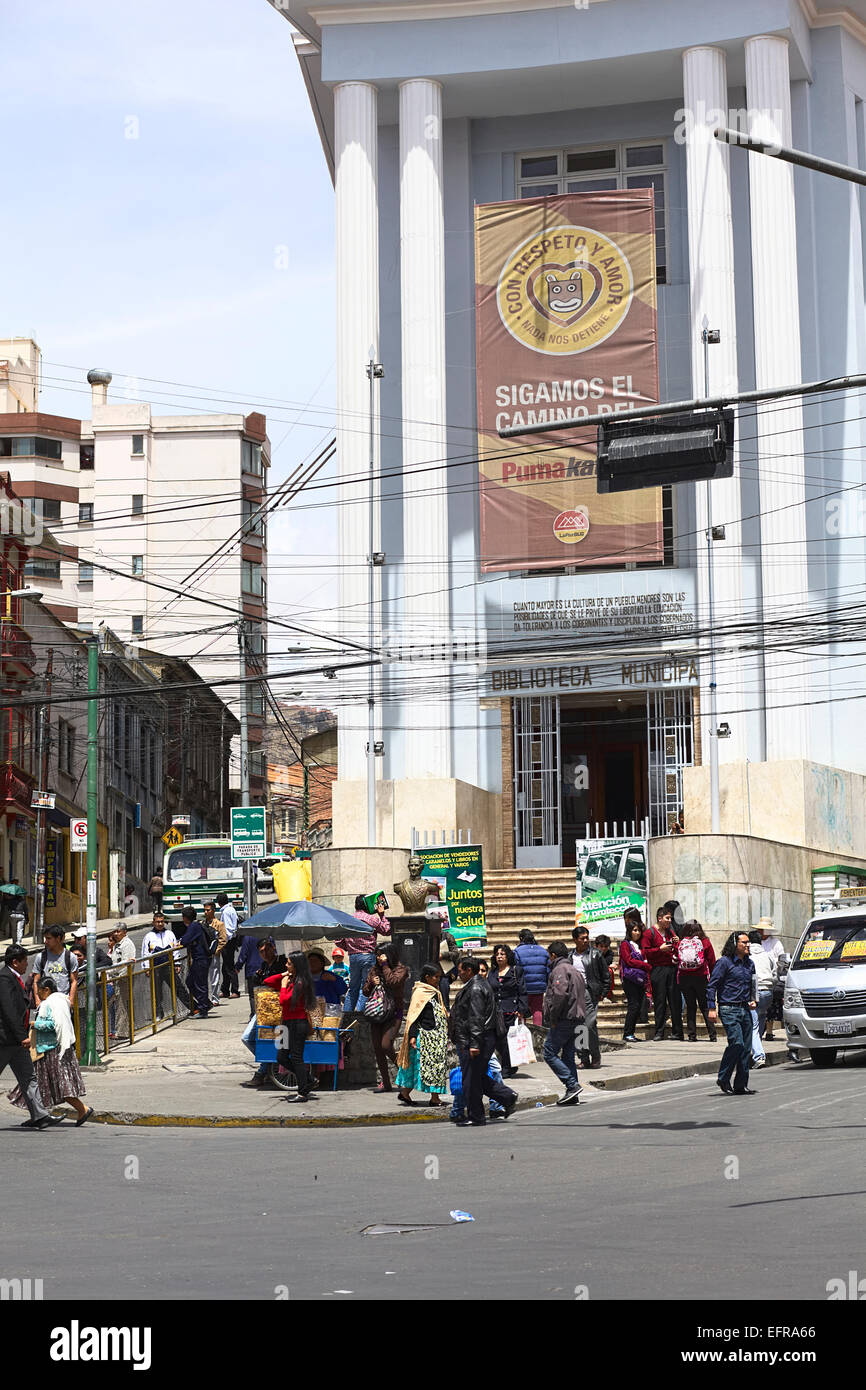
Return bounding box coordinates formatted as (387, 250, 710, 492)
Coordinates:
(178, 907, 211, 1019)
(707, 932, 758, 1096)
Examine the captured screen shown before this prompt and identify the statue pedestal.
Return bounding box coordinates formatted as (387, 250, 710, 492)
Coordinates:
(310, 846, 411, 916)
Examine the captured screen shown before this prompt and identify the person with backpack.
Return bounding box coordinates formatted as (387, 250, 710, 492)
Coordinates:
(178, 906, 211, 1019)
(513, 928, 550, 1026)
(30, 927, 78, 1010)
(677, 920, 718, 1042)
(641, 901, 684, 1041)
(202, 901, 227, 1007)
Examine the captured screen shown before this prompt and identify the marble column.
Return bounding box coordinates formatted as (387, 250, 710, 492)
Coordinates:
(399, 78, 452, 778)
(745, 35, 810, 761)
(682, 46, 748, 768)
(334, 81, 379, 782)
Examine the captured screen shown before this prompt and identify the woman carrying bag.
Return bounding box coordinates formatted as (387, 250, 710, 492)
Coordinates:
(263, 951, 318, 1104)
(619, 917, 652, 1043)
(362, 943, 408, 1094)
(396, 963, 449, 1107)
(489, 944, 529, 1078)
(9, 977, 93, 1125)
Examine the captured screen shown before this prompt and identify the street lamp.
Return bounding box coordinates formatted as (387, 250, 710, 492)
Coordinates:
(1, 588, 43, 602)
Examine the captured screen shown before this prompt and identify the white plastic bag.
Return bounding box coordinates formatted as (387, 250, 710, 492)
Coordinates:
(507, 1021, 536, 1067)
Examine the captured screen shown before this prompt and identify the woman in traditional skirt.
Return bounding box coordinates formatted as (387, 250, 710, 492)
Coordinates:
(396, 963, 449, 1107)
(9, 977, 93, 1125)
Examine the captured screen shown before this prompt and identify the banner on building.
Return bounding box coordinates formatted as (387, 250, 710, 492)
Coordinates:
(575, 836, 649, 935)
(417, 844, 487, 948)
(475, 191, 660, 572)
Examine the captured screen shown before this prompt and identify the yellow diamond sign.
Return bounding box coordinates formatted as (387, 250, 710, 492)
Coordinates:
(162, 826, 184, 848)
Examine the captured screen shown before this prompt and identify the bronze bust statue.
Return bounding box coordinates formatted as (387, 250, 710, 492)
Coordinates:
(393, 853, 436, 914)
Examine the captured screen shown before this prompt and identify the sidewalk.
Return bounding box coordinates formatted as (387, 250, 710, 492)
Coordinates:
(1, 912, 153, 955)
(7, 996, 792, 1129)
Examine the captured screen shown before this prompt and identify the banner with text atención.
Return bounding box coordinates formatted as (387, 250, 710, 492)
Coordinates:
(475, 191, 660, 572)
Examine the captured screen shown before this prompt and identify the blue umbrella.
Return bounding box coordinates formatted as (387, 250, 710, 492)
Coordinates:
(236, 899, 374, 941)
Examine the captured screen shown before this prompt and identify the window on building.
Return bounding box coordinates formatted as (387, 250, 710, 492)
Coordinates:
(24, 557, 60, 580)
(79, 502, 94, 523)
(242, 497, 264, 537)
(58, 720, 75, 775)
(516, 141, 667, 283)
(131, 615, 144, 635)
(247, 687, 264, 717)
(131, 434, 144, 456)
(32, 498, 62, 522)
(241, 560, 263, 596)
(78, 562, 94, 586)
(246, 625, 265, 658)
(131, 494, 144, 515)
(79, 444, 95, 470)
(242, 439, 263, 476)
(0, 437, 63, 460)
(249, 750, 265, 777)
(131, 555, 143, 576)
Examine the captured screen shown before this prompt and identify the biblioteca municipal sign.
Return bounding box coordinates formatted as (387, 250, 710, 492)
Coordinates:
(486, 655, 699, 693)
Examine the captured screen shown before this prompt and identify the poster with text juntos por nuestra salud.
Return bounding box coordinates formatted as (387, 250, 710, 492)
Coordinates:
(475, 190, 660, 573)
(417, 845, 487, 949)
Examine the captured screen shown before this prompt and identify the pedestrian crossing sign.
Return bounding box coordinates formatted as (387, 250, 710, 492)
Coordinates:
(162, 826, 184, 848)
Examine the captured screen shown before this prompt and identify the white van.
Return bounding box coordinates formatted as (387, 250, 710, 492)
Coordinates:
(784, 893, 866, 1067)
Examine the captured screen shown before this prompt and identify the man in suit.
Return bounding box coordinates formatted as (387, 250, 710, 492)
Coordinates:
(448, 955, 517, 1126)
(0, 945, 60, 1129)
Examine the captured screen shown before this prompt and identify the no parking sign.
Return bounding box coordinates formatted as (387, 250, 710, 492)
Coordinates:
(71, 819, 88, 853)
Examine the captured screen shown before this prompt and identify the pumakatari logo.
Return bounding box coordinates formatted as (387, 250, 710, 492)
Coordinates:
(497, 224, 634, 356)
(553, 508, 589, 545)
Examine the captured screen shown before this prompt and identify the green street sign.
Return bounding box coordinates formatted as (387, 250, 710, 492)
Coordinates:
(231, 805, 267, 860)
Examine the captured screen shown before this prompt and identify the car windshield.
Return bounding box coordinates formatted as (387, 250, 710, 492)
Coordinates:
(791, 917, 866, 970)
(167, 846, 245, 883)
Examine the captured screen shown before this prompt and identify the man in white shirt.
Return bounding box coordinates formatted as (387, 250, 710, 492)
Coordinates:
(141, 912, 179, 1020)
(216, 893, 241, 999)
(109, 924, 137, 1039)
(757, 917, 784, 1042)
(747, 930, 777, 1067)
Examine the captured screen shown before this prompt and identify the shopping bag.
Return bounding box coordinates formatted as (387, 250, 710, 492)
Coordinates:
(507, 1021, 536, 1067)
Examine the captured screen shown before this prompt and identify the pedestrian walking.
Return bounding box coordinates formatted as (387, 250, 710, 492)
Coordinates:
(31, 927, 79, 1010)
(570, 926, 611, 1068)
(202, 900, 227, 1007)
(514, 928, 550, 1026)
(9, 978, 92, 1125)
(362, 942, 408, 1094)
(448, 955, 517, 1126)
(708, 932, 758, 1096)
(747, 929, 777, 1068)
(335, 894, 391, 1014)
(641, 902, 684, 1041)
(263, 951, 317, 1104)
(619, 918, 651, 1041)
(757, 918, 784, 1040)
(396, 963, 449, 1107)
(178, 906, 211, 1019)
(141, 912, 179, 1020)
(488, 944, 529, 1078)
(0, 945, 58, 1129)
(148, 867, 164, 914)
(677, 920, 718, 1042)
(215, 892, 241, 998)
(542, 940, 585, 1106)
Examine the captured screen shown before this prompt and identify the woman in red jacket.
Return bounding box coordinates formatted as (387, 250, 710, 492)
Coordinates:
(264, 951, 317, 1103)
(619, 917, 651, 1042)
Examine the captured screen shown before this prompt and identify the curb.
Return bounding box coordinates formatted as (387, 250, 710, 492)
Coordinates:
(79, 1053, 791, 1128)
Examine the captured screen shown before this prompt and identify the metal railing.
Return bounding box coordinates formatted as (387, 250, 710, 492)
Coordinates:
(72, 946, 192, 1057)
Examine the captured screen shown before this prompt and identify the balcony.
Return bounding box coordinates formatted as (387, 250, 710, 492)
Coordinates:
(0, 763, 36, 819)
(0, 621, 35, 684)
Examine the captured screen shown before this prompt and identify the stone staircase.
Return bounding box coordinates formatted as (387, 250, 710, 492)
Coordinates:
(484, 868, 577, 948)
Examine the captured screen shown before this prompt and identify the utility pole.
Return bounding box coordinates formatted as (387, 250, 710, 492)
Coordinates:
(33, 649, 53, 938)
(237, 619, 254, 917)
(702, 326, 721, 836)
(81, 633, 100, 1067)
(366, 356, 384, 847)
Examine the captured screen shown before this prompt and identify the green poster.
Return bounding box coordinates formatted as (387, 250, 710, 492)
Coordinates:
(575, 837, 649, 933)
(416, 845, 486, 948)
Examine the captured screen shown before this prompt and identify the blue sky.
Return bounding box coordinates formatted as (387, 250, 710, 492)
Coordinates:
(1, 0, 338, 644)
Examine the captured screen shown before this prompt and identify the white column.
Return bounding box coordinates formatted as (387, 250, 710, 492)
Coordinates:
(334, 82, 379, 782)
(399, 78, 451, 779)
(745, 35, 809, 760)
(682, 46, 748, 769)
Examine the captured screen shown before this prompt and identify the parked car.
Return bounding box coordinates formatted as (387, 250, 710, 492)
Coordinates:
(784, 895, 866, 1067)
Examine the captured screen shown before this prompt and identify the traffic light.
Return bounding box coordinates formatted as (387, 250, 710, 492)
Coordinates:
(596, 408, 734, 493)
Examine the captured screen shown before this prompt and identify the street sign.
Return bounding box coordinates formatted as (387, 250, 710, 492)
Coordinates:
(172, 815, 191, 828)
(231, 805, 266, 859)
(31, 791, 56, 809)
(162, 826, 184, 848)
(71, 818, 88, 853)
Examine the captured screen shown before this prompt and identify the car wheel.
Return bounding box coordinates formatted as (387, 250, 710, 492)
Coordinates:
(809, 1048, 838, 1068)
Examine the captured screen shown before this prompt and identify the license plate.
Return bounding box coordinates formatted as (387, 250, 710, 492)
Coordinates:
(826, 1021, 855, 1036)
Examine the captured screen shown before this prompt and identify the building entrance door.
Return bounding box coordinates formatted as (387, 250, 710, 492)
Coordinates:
(559, 699, 648, 866)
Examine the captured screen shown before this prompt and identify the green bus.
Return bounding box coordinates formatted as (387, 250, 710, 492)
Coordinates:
(162, 838, 247, 924)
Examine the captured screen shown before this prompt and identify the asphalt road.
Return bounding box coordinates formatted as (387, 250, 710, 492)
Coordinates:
(3, 1058, 866, 1301)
